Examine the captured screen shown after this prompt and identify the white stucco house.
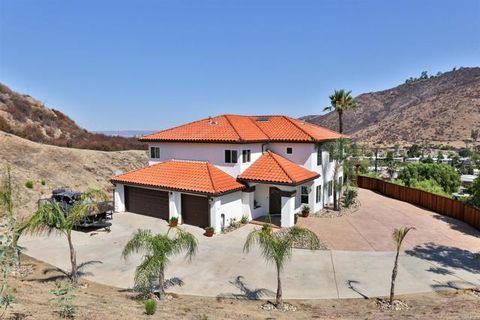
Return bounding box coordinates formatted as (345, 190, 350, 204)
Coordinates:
(111, 114, 344, 233)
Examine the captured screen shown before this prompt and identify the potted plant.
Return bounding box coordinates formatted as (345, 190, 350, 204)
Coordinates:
(169, 216, 178, 227)
(294, 213, 299, 224)
(301, 205, 310, 218)
(204, 226, 214, 237)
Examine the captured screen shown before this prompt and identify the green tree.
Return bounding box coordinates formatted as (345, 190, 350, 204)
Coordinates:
(466, 176, 480, 208)
(390, 227, 414, 305)
(122, 228, 197, 299)
(243, 225, 320, 309)
(397, 163, 460, 194)
(407, 144, 421, 158)
(324, 89, 357, 133)
(25, 189, 107, 284)
(471, 129, 479, 142)
(324, 138, 349, 210)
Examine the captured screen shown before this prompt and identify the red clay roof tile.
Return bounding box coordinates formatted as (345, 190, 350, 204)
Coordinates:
(140, 115, 343, 143)
(111, 160, 245, 195)
(238, 150, 320, 185)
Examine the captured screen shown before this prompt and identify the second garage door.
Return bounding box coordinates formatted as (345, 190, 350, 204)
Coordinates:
(181, 194, 209, 228)
(125, 186, 169, 220)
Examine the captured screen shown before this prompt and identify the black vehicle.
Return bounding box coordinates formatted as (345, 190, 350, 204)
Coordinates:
(38, 189, 113, 230)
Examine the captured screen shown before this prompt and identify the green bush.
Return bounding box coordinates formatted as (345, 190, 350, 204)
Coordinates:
(342, 188, 358, 208)
(466, 176, 480, 208)
(240, 215, 249, 224)
(25, 180, 34, 189)
(144, 299, 157, 315)
(397, 163, 460, 194)
(50, 281, 76, 319)
(41, 179, 46, 186)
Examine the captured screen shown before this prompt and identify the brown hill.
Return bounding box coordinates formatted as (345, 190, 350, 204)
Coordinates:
(0, 131, 147, 219)
(0, 83, 145, 151)
(302, 67, 480, 147)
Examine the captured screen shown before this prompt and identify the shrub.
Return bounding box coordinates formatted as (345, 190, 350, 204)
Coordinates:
(144, 299, 157, 315)
(397, 163, 460, 194)
(205, 226, 214, 233)
(301, 205, 310, 213)
(50, 281, 76, 319)
(41, 179, 46, 186)
(466, 176, 480, 208)
(342, 188, 358, 208)
(240, 215, 249, 224)
(25, 180, 34, 189)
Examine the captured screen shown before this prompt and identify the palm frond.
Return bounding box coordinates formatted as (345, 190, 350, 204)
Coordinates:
(172, 228, 198, 261)
(26, 202, 67, 236)
(122, 229, 154, 259)
(392, 226, 415, 250)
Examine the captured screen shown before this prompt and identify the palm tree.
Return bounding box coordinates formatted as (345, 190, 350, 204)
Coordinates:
(25, 189, 107, 284)
(389, 226, 415, 305)
(122, 227, 198, 299)
(324, 89, 357, 133)
(243, 224, 320, 309)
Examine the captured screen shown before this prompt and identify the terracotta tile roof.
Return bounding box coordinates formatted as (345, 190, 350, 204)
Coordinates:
(111, 160, 245, 195)
(238, 150, 320, 185)
(140, 114, 344, 143)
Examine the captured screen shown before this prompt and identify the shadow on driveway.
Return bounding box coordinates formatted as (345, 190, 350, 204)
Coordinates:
(216, 276, 274, 300)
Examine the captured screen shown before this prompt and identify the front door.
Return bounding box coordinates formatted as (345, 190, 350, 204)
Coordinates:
(269, 187, 282, 214)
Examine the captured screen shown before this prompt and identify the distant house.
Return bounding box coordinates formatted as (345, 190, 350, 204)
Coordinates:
(111, 115, 344, 232)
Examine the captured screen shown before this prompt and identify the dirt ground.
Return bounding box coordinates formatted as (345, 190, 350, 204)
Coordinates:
(4, 255, 480, 320)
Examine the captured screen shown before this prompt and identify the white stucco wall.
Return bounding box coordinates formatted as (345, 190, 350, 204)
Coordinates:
(113, 184, 125, 212)
(211, 191, 244, 233)
(168, 191, 182, 222)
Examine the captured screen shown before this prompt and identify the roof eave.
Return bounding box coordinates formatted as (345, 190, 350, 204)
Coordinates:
(237, 174, 319, 186)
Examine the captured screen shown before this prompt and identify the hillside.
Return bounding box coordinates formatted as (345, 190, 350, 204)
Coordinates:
(302, 67, 480, 147)
(0, 83, 145, 151)
(0, 131, 148, 219)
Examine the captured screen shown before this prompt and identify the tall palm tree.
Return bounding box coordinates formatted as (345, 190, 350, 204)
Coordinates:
(243, 224, 320, 309)
(122, 227, 198, 299)
(390, 226, 415, 305)
(25, 189, 107, 284)
(324, 89, 357, 133)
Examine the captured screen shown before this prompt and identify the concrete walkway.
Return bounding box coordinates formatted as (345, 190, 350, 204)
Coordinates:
(19, 207, 480, 299)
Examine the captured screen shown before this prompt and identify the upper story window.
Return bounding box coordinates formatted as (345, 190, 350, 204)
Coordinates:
(317, 145, 322, 166)
(150, 146, 160, 159)
(225, 150, 238, 164)
(315, 185, 322, 203)
(328, 180, 333, 196)
(301, 186, 309, 204)
(286, 147, 293, 155)
(242, 149, 251, 163)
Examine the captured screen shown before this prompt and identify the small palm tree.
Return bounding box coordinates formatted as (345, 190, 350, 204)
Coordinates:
(390, 226, 415, 305)
(122, 227, 198, 299)
(244, 224, 320, 309)
(324, 89, 357, 133)
(25, 189, 107, 284)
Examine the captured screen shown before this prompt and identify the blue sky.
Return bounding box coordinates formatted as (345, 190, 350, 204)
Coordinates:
(1, 0, 479, 131)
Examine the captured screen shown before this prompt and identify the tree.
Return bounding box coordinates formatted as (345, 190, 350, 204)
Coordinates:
(397, 163, 461, 194)
(25, 189, 107, 284)
(324, 89, 357, 133)
(466, 176, 480, 209)
(406, 144, 421, 158)
(390, 227, 414, 305)
(243, 224, 320, 309)
(471, 129, 479, 142)
(122, 228, 197, 299)
(324, 138, 349, 210)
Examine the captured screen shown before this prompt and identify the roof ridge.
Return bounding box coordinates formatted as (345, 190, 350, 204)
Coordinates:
(205, 162, 217, 194)
(248, 116, 271, 139)
(282, 116, 314, 141)
(223, 114, 243, 141)
(141, 115, 220, 139)
(266, 150, 293, 183)
(111, 161, 166, 180)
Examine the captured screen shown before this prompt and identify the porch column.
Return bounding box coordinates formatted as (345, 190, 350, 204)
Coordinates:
(280, 190, 296, 228)
(210, 197, 221, 233)
(241, 185, 255, 220)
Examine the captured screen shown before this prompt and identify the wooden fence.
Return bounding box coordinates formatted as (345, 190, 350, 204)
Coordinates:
(357, 175, 480, 230)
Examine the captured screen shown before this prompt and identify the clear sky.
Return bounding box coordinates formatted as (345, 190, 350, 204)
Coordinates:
(1, 0, 479, 131)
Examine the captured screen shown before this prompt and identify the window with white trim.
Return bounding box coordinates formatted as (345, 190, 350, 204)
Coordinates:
(328, 181, 333, 196)
(301, 186, 309, 204)
(286, 147, 293, 155)
(315, 185, 322, 203)
(242, 149, 251, 163)
(150, 146, 160, 159)
(225, 150, 238, 163)
(317, 145, 322, 166)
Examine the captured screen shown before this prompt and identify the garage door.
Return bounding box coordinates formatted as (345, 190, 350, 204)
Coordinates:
(181, 194, 209, 227)
(125, 186, 169, 220)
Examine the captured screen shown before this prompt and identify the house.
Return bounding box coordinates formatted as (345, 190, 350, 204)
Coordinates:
(111, 114, 344, 233)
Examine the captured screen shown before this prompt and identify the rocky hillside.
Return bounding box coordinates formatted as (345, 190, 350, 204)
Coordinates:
(0, 131, 148, 219)
(302, 67, 480, 147)
(0, 83, 145, 151)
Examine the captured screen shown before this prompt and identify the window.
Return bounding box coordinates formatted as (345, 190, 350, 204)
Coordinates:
(242, 149, 251, 163)
(328, 181, 333, 196)
(328, 152, 333, 163)
(338, 176, 343, 188)
(316, 145, 322, 166)
(286, 147, 293, 155)
(301, 186, 309, 204)
(150, 146, 160, 159)
(315, 185, 322, 203)
(225, 150, 238, 163)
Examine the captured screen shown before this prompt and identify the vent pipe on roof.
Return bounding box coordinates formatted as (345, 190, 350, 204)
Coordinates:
(208, 116, 218, 125)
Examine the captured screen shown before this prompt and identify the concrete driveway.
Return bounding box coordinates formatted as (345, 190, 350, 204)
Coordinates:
(20, 191, 480, 299)
(298, 189, 480, 251)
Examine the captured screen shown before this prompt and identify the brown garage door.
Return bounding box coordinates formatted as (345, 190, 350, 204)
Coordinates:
(125, 186, 169, 220)
(181, 194, 209, 227)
